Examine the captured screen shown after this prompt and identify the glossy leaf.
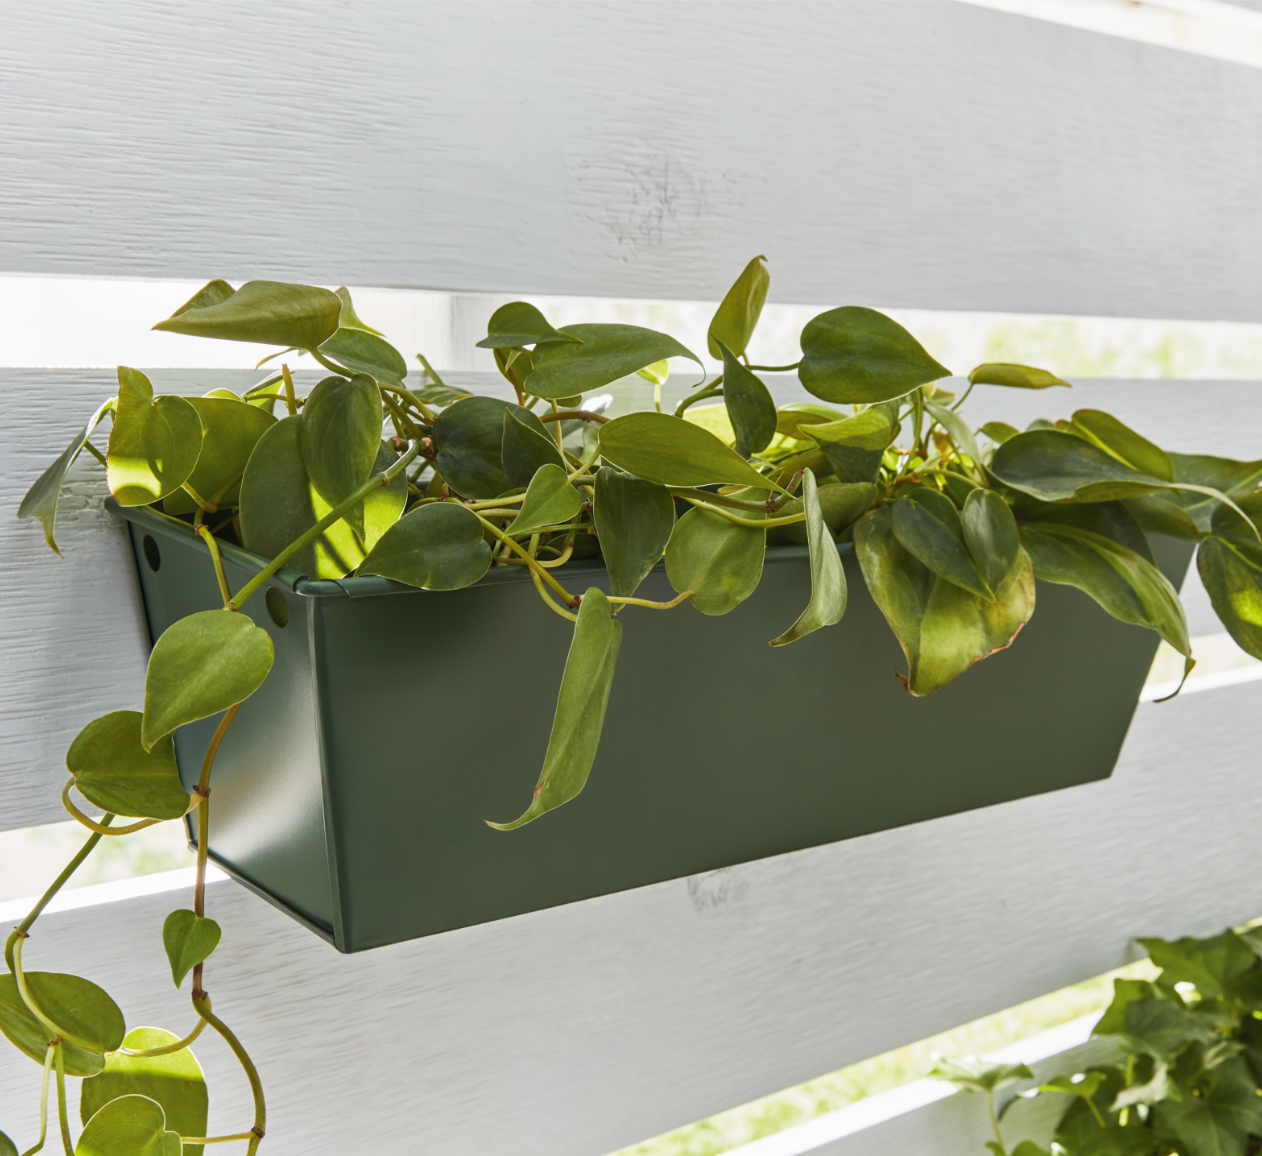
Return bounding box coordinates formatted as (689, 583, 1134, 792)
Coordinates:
(1070, 409, 1174, 481)
(81, 1028, 207, 1156)
(161, 395, 276, 515)
(593, 468, 675, 597)
(980, 421, 1019, 444)
(505, 464, 583, 536)
(360, 440, 408, 552)
(162, 910, 221, 988)
(770, 470, 847, 645)
(775, 403, 846, 441)
(142, 610, 274, 750)
(599, 412, 789, 493)
(106, 368, 203, 506)
(891, 489, 992, 599)
(502, 409, 565, 490)
(961, 489, 1019, 594)
(1198, 537, 1262, 659)
(152, 279, 342, 349)
(1015, 498, 1153, 560)
(665, 505, 766, 615)
(969, 363, 1071, 389)
(239, 416, 366, 577)
(718, 340, 776, 457)
(0, 1130, 14, 1156)
(75, 1095, 181, 1156)
(1138, 932, 1255, 998)
(66, 711, 188, 820)
(476, 301, 579, 349)
(525, 323, 703, 399)
(166, 279, 235, 316)
(0, 972, 124, 1076)
(432, 396, 545, 499)
(636, 360, 670, 386)
(1128, 452, 1262, 538)
(18, 399, 113, 554)
(803, 407, 894, 485)
(318, 327, 409, 388)
(799, 306, 950, 404)
(990, 429, 1169, 503)
(488, 588, 622, 830)
(925, 399, 982, 465)
(766, 481, 877, 546)
(359, 502, 492, 590)
(1154, 1060, 1262, 1156)
(334, 286, 384, 335)
(707, 255, 770, 359)
(300, 373, 384, 542)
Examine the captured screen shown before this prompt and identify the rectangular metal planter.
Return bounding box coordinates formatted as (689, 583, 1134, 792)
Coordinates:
(111, 500, 1192, 952)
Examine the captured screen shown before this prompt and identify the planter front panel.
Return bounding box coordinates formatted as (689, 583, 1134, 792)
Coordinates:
(117, 504, 1191, 952)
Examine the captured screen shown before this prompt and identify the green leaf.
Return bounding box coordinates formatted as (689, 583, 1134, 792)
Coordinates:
(238, 416, 366, 578)
(432, 396, 546, 500)
(361, 440, 408, 552)
(505, 464, 583, 536)
(300, 373, 384, 541)
(66, 711, 188, 820)
(766, 481, 878, 546)
(665, 505, 766, 615)
(488, 588, 622, 830)
(962, 489, 1020, 594)
(160, 395, 276, 515)
(502, 409, 565, 490)
(593, 468, 676, 597)
(142, 610, 274, 750)
(718, 340, 776, 457)
(1009, 1144, 1053, 1156)
(892, 489, 992, 599)
(1040, 1071, 1107, 1101)
(1111, 1059, 1170, 1112)
(1015, 498, 1154, 560)
(1095, 979, 1179, 1036)
(599, 412, 789, 493)
(1154, 1059, 1262, 1156)
(476, 301, 579, 349)
(75, 1095, 181, 1156)
(0, 972, 125, 1076)
(318, 327, 409, 389)
(525, 323, 703, 400)
(770, 470, 847, 645)
(925, 399, 983, 465)
(798, 306, 950, 404)
(929, 1057, 1033, 1092)
(980, 421, 1019, 444)
(1127, 452, 1262, 539)
(991, 429, 1170, 503)
(106, 369, 203, 507)
(775, 403, 846, 441)
(803, 406, 895, 485)
(18, 398, 113, 554)
(1198, 537, 1262, 660)
(81, 1029, 207, 1156)
(1138, 933, 1256, 998)
(637, 361, 670, 387)
(1121, 998, 1217, 1058)
(334, 286, 384, 335)
(162, 910, 221, 988)
(0, 1130, 15, 1156)
(1070, 410, 1174, 481)
(707, 255, 770, 359)
(969, 363, 1071, 389)
(166, 279, 236, 317)
(359, 502, 492, 590)
(152, 280, 342, 349)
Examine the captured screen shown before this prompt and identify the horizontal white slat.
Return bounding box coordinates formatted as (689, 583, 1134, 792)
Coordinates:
(2, 679, 1260, 1156)
(6, 2, 1262, 319)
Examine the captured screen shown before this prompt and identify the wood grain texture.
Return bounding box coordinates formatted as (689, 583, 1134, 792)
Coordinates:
(6, 2, 1262, 319)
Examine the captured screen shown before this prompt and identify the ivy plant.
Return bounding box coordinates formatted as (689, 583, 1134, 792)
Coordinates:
(8, 257, 1262, 1152)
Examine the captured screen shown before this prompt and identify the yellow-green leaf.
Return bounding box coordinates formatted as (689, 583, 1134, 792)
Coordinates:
(969, 363, 1071, 389)
(152, 280, 342, 349)
(106, 369, 202, 507)
(359, 502, 492, 590)
(75, 1095, 181, 1156)
(770, 470, 847, 645)
(476, 301, 579, 349)
(799, 307, 949, 404)
(0, 972, 124, 1076)
(161, 911, 221, 989)
(160, 395, 276, 515)
(525, 324, 703, 400)
(665, 504, 765, 615)
(66, 711, 188, 820)
(506, 464, 583, 536)
(707, 255, 770, 359)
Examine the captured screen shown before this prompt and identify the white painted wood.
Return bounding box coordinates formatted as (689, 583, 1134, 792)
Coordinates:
(7, 2, 1262, 319)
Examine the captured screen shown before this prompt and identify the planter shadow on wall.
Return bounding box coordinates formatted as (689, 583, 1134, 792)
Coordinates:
(111, 500, 1193, 953)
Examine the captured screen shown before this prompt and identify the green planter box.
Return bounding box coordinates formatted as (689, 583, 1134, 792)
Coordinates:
(111, 500, 1192, 953)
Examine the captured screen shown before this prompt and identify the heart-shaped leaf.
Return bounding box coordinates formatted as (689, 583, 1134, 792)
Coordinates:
(891, 489, 992, 599)
(106, 369, 203, 507)
(707, 255, 770, 359)
(990, 429, 1169, 503)
(161, 395, 276, 515)
(593, 468, 676, 597)
(1069, 409, 1174, 481)
(334, 286, 384, 335)
(968, 363, 1071, 389)
(81, 1029, 207, 1156)
(75, 1095, 181, 1156)
(300, 373, 384, 541)
(980, 421, 1019, 444)
(525, 324, 703, 399)
(0, 1130, 15, 1156)
(502, 409, 565, 490)
(636, 361, 669, 386)
(359, 502, 492, 590)
(161, 911, 221, 989)
(505, 464, 583, 536)
(770, 470, 847, 645)
(717, 340, 776, 457)
(775, 403, 846, 441)
(805, 406, 895, 485)
(361, 440, 408, 552)
(432, 396, 545, 499)
(66, 711, 188, 820)
(153, 280, 342, 349)
(799, 307, 949, 404)
(489, 588, 622, 830)
(142, 610, 274, 750)
(1198, 536, 1262, 660)
(476, 301, 580, 349)
(599, 412, 789, 493)
(0, 973, 125, 1076)
(318, 328, 408, 389)
(961, 489, 1019, 593)
(766, 481, 877, 546)
(18, 399, 113, 554)
(665, 505, 766, 615)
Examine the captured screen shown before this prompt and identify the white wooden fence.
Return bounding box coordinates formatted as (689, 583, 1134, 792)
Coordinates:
(3, 4, 1262, 1154)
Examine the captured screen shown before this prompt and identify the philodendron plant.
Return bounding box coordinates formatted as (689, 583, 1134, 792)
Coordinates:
(6, 257, 1262, 1153)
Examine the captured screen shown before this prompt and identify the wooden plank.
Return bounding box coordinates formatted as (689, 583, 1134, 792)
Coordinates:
(1, 678, 1260, 1155)
(6, 3, 1262, 319)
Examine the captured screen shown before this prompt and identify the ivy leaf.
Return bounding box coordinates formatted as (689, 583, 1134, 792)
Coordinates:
(969, 363, 1071, 389)
(891, 489, 992, 600)
(599, 412, 790, 493)
(665, 505, 766, 615)
(962, 489, 1020, 594)
(66, 711, 189, 820)
(0, 973, 125, 1076)
(717, 340, 777, 457)
(770, 470, 847, 645)
(106, 368, 203, 507)
(929, 1057, 1033, 1093)
(74, 1095, 181, 1156)
(766, 481, 878, 546)
(81, 1028, 207, 1156)
(707, 255, 770, 359)
(488, 588, 622, 830)
(593, 468, 676, 597)
(805, 406, 895, 485)
(334, 286, 384, 335)
(1138, 932, 1256, 998)
(1095, 978, 1181, 1036)
(1111, 1059, 1170, 1112)
(1154, 1059, 1262, 1156)
(525, 324, 703, 399)
(476, 301, 580, 349)
(161, 395, 276, 515)
(432, 396, 546, 500)
(505, 464, 583, 537)
(1121, 998, 1217, 1059)
(318, 327, 409, 389)
(142, 610, 274, 750)
(152, 279, 342, 349)
(798, 306, 950, 404)
(300, 373, 384, 542)
(1069, 409, 1174, 481)
(18, 398, 114, 554)
(359, 502, 492, 590)
(1040, 1071, 1107, 1100)
(162, 910, 222, 989)
(502, 409, 565, 490)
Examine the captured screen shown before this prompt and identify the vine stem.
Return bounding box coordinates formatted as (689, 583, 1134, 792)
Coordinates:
(667, 486, 775, 513)
(61, 782, 162, 836)
(469, 508, 577, 604)
(191, 995, 266, 1156)
(54, 1046, 70, 1156)
(673, 375, 723, 417)
(280, 364, 299, 417)
(191, 704, 239, 995)
(19, 1043, 54, 1156)
(118, 1012, 208, 1057)
(537, 409, 611, 425)
(747, 361, 801, 372)
(986, 1088, 1005, 1155)
(12, 939, 96, 1053)
(678, 495, 806, 529)
(196, 524, 233, 607)
(608, 591, 693, 610)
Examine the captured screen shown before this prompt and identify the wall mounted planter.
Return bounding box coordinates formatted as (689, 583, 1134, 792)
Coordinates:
(111, 500, 1192, 953)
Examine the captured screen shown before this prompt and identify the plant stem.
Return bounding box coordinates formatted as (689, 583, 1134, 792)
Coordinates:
(537, 409, 611, 425)
(20, 1043, 54, 1156)
(119, 1014, 208, 1057)
(415, 351, 446, 388)
(986, 1088, 1005, 1156)
(608, 591, 693, 610)
(531, 568, 578, 621)
(747, 361, 801, 372)
(281, 364, 299, 417)
(470, 509, 576, 604)
(197, 525, 233, 607)
(678, 495, 805, 529)
(667, 486, 772, 512)
(81, 441, 108, 468)
(54, 1046, 71, 1156)
(550, 401, 565, 452)
(674, 376, 723, 417)
(61, 782, 159, 836)
(191, 995, 266, 1155)
(180, 1135, 259, 1146)
(181, 482, 216, 513)
(190, 704, 238, 996)
(12, 939, 96, 1052)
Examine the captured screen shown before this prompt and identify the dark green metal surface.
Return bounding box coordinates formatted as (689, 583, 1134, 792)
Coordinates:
(111, 500, 1193, 953)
